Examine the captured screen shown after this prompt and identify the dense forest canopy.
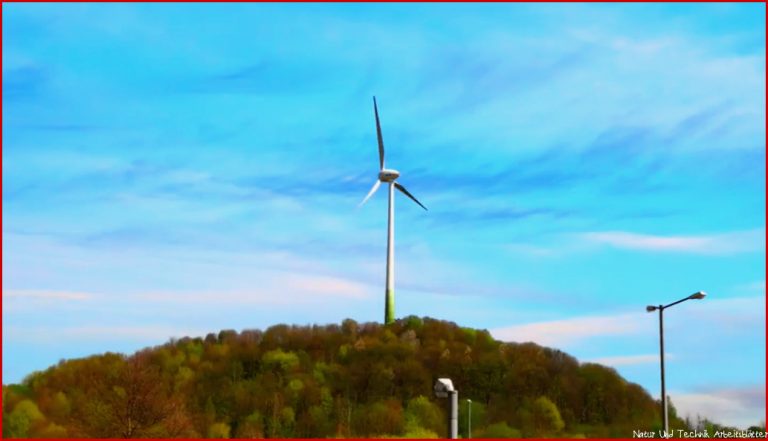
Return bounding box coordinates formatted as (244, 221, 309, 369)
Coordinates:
(2, 317, 751, 438)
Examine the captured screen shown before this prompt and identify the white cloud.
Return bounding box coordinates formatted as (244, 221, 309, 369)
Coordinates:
(580, 229, 765, 254)
(135, 272, 372, 306)
(71, 325, 207, 341)
(3, 289, 94, 301)
(588, 353, 664, 367)
(491, 312, 644, 346)
(284, 273, 369, 299)
(672, 385, 766, 429)
(491, 296, 765, 347)
(2, 289, 98, 313)
(680, 295, 765, 335)
(4, 324, 209, 344)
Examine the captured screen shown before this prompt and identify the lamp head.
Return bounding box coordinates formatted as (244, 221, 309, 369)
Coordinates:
(646, 305, 658, 312)
(689, 291, 706, 300)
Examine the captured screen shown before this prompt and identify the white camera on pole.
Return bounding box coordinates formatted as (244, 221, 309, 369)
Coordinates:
(434, 378, 458, 438)
(434, 378, 455, 398)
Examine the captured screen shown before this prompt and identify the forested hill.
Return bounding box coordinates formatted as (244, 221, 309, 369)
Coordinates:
(4, 316, 683, 438)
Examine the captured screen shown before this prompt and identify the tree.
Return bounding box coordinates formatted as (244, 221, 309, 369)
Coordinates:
(87, 354, 181, 438)
(262, 349, 299, 376)
(235, 411, 264, 438)
(532, 396, 564, 435)
(6, 400, 45, 438)
(354, 399, 404, 436)
(404, 395, 444, 437)
(479, 421, 521, 438)
(207, 422, 230, 438)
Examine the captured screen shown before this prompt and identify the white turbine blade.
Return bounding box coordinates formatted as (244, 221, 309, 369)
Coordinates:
(358, 180, 381, 207)
(373, 96, 385, 170)
(394, 182, 427, 211)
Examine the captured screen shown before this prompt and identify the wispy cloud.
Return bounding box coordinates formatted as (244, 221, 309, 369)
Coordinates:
(685, 295, 766, 335)
(672, 385, 766, 429)
(420, 44, 592, 114)
(284, 273, 369, 299)
(181, 60, 341, 95)
(427, 205, 576, 227)
(491, 295, 765, 348)
(491, 312, 643, 347)
(3, 289, 94, 301)
(587, 353, 664, 367)
(4, 324, 209, 343)
(580, 229, 765, 255)
(3, 289, 98, 314)
(134, 272, 373, 306)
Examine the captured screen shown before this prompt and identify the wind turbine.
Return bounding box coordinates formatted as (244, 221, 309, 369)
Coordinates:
(359, 96, 427, 325)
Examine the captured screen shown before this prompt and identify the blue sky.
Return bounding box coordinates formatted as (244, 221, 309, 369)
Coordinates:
(3, 3, 765, 428)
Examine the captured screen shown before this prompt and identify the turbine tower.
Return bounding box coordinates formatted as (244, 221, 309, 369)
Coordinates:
(359, 97, 427, 325)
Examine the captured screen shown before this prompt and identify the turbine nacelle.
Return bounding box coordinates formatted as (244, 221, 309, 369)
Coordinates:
(378, 169, 400, 182)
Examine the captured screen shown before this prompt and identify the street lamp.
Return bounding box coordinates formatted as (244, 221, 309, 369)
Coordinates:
(646, 291, 706, 435)
(466, 399, 472, 439)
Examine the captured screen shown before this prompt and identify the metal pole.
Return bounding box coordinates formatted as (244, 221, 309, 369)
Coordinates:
(659, 306, 668, 435)
(467, 399, 472, 439)
(384, 182, 395, 324)
(449, 391, 458, 439)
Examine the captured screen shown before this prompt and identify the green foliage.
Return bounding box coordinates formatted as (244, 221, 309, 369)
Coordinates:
(404, 395, 444, 437)
(1, 317, 740, 438)
(354, 399, 404, 436)
(6, 400, 45, 438)
(479, 421, 522, 438)
(532, 396, 564, 434)
(207, 422, 230, 438)
(402, 315, 424, 331)
(49, 391, 71, 419)
(6, 384, 32, 398)
(402, 426, 439, 438)
(12, 400, 44, 421)
(460, 327, 477, 344)
(35, 422, 68, 438)
(235, 411, 264, 438)
(288, 378, 304, 393)
(262, 348, 299, 373)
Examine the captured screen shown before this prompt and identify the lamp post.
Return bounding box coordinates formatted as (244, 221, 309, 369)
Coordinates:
(646, 291, 706, 435)
(466, 399, 472, 439)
